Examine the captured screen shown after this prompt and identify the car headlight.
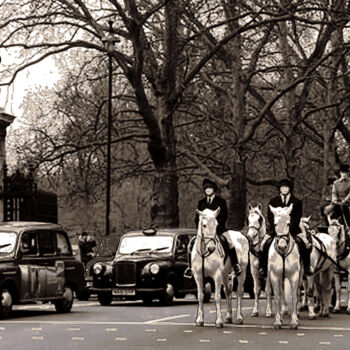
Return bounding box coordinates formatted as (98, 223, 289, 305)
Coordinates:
(149, 263, 160, 275)
(93, 263, 104, 275)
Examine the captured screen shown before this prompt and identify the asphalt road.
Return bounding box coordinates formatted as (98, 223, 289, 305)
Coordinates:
(1, 293, 350, 350)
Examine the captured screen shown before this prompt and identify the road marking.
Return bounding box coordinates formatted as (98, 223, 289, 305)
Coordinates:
(31, 328, 42, 331)
(319, 342, 330, 345)
(239, 340, 248, 344)
(0, 336, 2, 339)
(0, 327, 5, 330)
(334, 334, 343, 338)
(72, 337, 84, 341)
(199, 339, 211, 343)
(184, 330, 193, 333)
(67, 328, 80, 331)
(223, 331, 232, 334)
(115, 337, 127, 341)
(32, 336, 44, 340)
(156, 338, 167, 342)
(106, 328, 117, 332)
(278, 340, 288, 344)
(145, 329, 157, 332)
(297, 333, 305, 336)
(259, 332, 267, 335)
(145, 314, 190, 324)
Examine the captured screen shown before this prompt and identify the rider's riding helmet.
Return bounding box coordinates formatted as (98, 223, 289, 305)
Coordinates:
(203, 178, 218, 192)
(278, 178, 293, 192)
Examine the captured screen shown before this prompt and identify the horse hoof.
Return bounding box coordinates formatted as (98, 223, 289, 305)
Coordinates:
(225, 317, 233, 324)
(273, 324, 281, 330)
(333, 309, 341, 314)
(251, 312, 259, 317)
(266, 313, 273, 318)
(308, 315, 316, 320)
(290, 324, 299, 330)
(196, 321, 204, 327)
(236, 319, 243, 325)
(215, 322, 224, 328)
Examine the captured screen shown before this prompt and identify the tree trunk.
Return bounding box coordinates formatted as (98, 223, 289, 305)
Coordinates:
(227, 160, 247, 230)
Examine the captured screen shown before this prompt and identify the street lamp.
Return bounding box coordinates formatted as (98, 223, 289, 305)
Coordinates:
(102, 21, 119, 236)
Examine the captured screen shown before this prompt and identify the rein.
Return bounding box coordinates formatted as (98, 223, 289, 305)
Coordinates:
(247, 222, 264, 258)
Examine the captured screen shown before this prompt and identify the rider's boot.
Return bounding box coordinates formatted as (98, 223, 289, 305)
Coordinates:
(303, 247, 314, 276)
(229, 247, 242, 276)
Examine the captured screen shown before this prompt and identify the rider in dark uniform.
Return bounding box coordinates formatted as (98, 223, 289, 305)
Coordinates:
(184, 178, 242, 278)
(259, 178, 313, 277)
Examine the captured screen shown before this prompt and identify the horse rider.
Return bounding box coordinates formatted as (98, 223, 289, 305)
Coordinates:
(184, 178, 242, 278)
(331, 163, 350, 228)
(259, 178, 314, 277)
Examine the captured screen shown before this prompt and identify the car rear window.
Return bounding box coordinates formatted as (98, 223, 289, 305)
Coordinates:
(38, 231, 56, 255)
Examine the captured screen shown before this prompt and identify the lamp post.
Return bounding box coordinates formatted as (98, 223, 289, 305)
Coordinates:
(102, 21, 119, 236)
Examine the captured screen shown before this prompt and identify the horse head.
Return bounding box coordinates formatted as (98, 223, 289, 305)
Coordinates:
(327, 217, 345, 247)
(269, 204, 293, 253)
(247, 203, 266, 246)
(196, 208, 220, 239)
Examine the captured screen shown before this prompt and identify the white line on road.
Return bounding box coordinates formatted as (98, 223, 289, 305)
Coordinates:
(297, 333, 305, 336)
(184, 330, 193, 333)
(72, 337, 84, 341)
(31, 328, 42, 331)
(223, 331, 231, 334)
(67, 328, 80, 331)
(145, 314, 190, 324)
(31, 336, 44, 340)
(0, 327, 5, 330)
(145, 329, 157, 332)
(199, 339, 211, 343)
(278, 341, 288, 344)
(319, 342, 330, 345)
(334, 334, 343, 337)
(259, 332, 267, 335)
(239, 340, 249, 344)
(115, 337, 127, 341)
(106, 328, 118, 332)
(156, 338, 167, 342)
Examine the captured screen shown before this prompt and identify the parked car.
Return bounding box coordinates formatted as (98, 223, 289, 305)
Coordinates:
(0, 221, 87, 318)
(80, 233, 121, 300)
(91, 228, 210, 306)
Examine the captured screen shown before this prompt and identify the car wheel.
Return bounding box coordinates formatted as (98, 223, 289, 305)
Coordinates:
(98, 292, 113, 306)
(159, 283, 174, 306)
(55, 285, 74, 313)
(75, 290, 91, 301)
(203, 281, 212, 303)
(0, 287, 13, 319)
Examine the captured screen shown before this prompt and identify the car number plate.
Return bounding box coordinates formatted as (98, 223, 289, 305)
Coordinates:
(112, 288, 136, 296)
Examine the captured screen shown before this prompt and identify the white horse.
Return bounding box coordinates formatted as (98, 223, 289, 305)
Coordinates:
(192, 208, 249, 327)
(268, 204, 300, 329)
(299, 217, 336, 318)
(327, 218, 350, 313)
(246, 203, 272, 317)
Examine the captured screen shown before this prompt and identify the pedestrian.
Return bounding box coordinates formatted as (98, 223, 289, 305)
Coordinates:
(259, 178, 313, 277)
(331, 163, 350, 228)
(184, 178, 242, 278)
(78, 231, 97, 266)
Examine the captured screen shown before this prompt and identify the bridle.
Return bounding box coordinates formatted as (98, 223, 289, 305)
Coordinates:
(247, 211, 265, 256)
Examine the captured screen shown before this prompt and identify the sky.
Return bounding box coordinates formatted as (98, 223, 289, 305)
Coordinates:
(0, 56, 60, 120)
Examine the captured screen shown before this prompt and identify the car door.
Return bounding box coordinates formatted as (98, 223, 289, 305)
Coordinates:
(37, 230, 64, 297)
(18, 231, 46, 300)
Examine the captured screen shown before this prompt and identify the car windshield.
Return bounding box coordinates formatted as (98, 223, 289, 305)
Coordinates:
(0, 232, 17, 255)
(118, 235, 174, 255)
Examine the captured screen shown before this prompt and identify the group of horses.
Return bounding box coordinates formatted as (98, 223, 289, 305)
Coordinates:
(191, 204, 350, 330)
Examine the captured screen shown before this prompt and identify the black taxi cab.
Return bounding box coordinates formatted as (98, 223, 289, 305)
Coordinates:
(0, 221, 86, 318)
(91, 228, 207, 306)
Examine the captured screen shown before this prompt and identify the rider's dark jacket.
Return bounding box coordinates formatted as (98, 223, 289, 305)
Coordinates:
(195, 195, 228, 235)
(267, 194, 302, 237)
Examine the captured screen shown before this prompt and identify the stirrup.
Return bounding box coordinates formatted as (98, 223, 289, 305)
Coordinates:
(184, 268, 192, 279)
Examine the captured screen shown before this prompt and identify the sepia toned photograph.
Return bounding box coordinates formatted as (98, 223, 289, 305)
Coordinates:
(0, 1, 350, 349)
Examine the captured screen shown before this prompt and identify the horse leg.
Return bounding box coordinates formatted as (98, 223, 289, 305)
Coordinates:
(299, 278, 308, 312)
(223, 274, 233, 324)
(333, 272, 341, 313)
(265, 274, 273, 318)
(320, 269, 333, 317)
(346, 271, 350, 314)
(214, 272, 224, 328)
(270, 273, 282, 329)
(193, 268, 204, 326)
(306, 275, 316, 319)
(289, 272, 300, 329)
(250, 256, 261, 317)
(235, 268, 246, 325)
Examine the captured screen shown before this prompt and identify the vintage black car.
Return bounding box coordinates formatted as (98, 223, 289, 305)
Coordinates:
(0, 221, 87, 318)
(91, 228, 211, 306)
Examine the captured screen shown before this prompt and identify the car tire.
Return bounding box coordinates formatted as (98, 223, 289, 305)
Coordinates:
(0, 286, 13, 319)
(98, 292, 113, 306)
(75, 290, 91, 301)
(55, 285, 74, 313)
(159, 283, 174, 306)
